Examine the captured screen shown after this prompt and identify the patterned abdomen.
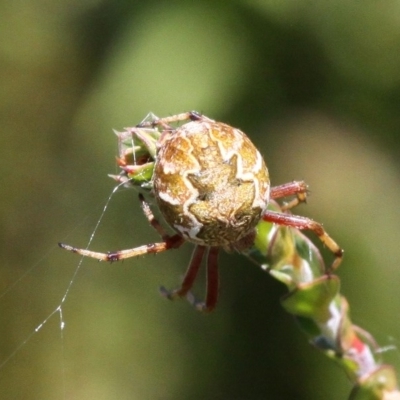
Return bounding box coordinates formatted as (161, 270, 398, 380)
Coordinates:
(153, 120, 270, 247)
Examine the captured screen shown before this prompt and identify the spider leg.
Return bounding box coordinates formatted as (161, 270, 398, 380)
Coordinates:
(187, 247, 220, 313)
(270, 181, 308, 211)
(160, 245, 206, 300)
(58, 235, 184, 261)
(58, 194, 184, 261)
(138, 194, 170, 240)
(137, 111, 211, 130)
(262, 210, 343, 272)
(161, 246, 220, 313)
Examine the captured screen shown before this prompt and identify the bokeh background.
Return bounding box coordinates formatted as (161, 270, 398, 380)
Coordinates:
(2, 1, 400, 399)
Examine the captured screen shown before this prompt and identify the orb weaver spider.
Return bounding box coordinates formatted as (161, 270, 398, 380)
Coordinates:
(59, 111, 343, 312)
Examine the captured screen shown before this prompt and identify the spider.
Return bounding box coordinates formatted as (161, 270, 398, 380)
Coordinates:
(59, 111, 343, 312)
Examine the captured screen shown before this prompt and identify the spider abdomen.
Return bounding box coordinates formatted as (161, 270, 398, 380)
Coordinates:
(153, 118, 270, 247)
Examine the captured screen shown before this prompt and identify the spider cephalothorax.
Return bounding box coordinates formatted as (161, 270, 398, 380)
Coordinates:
(59, 112, 343, 312)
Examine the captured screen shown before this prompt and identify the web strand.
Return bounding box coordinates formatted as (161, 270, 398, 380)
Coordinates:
(0, 183, 124, 374)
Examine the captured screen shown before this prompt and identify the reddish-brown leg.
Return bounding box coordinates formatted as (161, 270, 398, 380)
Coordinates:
(160, 245, 206, 300)
(270, 181, 308, 211)
(204, 247, 220, 312)
(262, 211, 343, 271)
(187, 246, 220, 313)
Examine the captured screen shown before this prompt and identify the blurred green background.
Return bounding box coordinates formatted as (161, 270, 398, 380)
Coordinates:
(2, 1, 400, 399)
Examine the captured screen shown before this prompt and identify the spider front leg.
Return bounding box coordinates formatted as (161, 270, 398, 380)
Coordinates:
(262, 211, 343, 272)
(58, 194, 184, 261)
